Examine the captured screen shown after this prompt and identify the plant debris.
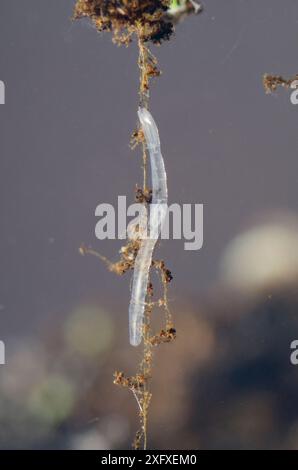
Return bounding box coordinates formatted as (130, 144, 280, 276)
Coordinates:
(263, 73, 298, 93)
(73, 0, 174, 45)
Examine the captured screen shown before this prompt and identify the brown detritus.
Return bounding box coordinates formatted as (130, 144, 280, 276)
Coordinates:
(73, 0, 174, 46)
(263, 73, 298, 94)
(152, 259, 173, 329)
(130, 128, 145, 150)
(152, 259, 173, 284)
(113, 371, 148, 390)
(146, 60, 161, 79)
(116, 240, 142, 274)
(149, 327, 177, 346)
(137, 38, 161, 108)
(131, 126, 148, 190)
(133, 430, 143, 451)
(147, 282, 154, 297)
(135, 186, 153, 204)
(79, 239, 141, 276)
(147, 20, 173, 44)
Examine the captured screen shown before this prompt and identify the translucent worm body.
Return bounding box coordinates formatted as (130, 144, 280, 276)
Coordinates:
(129, 108, 168, 346)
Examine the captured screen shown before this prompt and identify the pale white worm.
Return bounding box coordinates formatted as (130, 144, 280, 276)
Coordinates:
(129, 108, 168, 346)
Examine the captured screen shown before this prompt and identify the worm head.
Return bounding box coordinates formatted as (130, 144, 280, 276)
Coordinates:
(138, 108, 160, 151)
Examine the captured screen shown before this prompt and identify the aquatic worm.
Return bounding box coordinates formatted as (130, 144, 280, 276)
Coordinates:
(129, 108, 168, 347)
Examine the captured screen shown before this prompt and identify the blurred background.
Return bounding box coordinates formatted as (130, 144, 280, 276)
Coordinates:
(1, 0, 298, 449)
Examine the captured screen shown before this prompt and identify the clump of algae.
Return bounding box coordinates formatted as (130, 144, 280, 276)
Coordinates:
(73, 0, 174, 45)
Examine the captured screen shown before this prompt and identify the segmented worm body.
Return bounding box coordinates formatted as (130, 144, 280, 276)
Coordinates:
(129, 108, 168, 346)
